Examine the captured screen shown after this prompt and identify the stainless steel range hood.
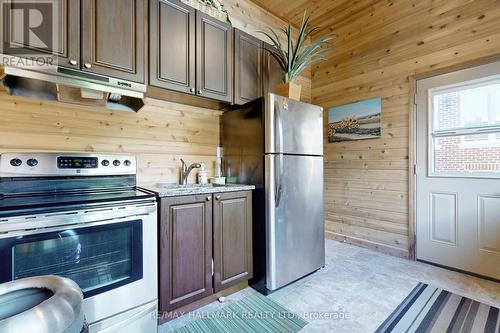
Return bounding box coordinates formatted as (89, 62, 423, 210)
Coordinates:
(1, 55, 146, 112)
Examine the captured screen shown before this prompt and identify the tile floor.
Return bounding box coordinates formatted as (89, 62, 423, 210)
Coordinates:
(159, 239, 500, 333)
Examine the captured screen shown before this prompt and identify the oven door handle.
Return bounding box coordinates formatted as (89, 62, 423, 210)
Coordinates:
(0, 224, 72, 239)
(0, 203, 156, 236)
(0, 213, 150, 239)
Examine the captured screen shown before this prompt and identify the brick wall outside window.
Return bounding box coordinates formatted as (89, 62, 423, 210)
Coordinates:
(434, 93, 500, 173)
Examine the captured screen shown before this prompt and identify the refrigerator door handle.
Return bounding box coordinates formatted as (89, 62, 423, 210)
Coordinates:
(274, 100, 284, 153)
(274, 154, 283, 208)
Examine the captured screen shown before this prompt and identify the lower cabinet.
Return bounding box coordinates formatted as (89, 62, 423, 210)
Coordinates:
(159, 194, 213, 312)
(213, 191, 253, 292)
(158, 191, 252, 314)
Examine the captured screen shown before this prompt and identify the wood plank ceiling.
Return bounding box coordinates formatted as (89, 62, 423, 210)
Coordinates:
(250, 0, 380, 29)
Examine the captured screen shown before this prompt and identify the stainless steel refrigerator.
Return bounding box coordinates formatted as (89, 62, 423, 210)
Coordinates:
(222, 93, 325, 294)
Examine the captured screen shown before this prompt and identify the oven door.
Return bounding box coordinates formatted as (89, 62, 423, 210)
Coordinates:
(0, 201, 158, 326)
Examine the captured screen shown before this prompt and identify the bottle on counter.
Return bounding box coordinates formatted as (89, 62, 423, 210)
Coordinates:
(226, 159, 237, 184)
(198, 162, 208, 184)
(211, 147, 226, 185)
(215, 147, 223, 178)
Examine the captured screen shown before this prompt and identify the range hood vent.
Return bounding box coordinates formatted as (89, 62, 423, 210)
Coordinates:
(1, 56, 146, 112)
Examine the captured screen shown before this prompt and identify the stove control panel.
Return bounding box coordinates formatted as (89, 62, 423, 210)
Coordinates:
(58, 156, 98, 169)
(0, 153, 137, 177)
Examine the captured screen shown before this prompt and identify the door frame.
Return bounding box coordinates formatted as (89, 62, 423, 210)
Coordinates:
(408, 54, 500, 261)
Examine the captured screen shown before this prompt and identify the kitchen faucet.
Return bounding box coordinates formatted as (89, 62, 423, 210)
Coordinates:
(180, 159, 201, 185)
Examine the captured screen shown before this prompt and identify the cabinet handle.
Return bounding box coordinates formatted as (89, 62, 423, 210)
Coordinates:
(69, 59, 77, 66)
(197, 90, 203, 95)
(215, 195, 221, 200)
(190, 88, 195, 93)
(206, 196, 212, 201)
(84, 63, 92, 69)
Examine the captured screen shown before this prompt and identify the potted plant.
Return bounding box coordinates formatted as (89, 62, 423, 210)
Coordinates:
(260, 13, 333, 100)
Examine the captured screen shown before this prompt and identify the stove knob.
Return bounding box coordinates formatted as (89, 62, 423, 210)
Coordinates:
(124, 160, 131, 167)
(26, 158, 38, 167)
(10, 158, 22, 167)
(113, 160, 121, 166)
(101, 159, 110, 166)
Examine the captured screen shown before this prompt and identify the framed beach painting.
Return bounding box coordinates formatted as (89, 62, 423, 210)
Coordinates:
(328, 97, 382, 143)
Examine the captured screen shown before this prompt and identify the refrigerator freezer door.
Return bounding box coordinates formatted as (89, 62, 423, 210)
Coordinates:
(265, 94, 323, 155)
(265, 154, 325, 290)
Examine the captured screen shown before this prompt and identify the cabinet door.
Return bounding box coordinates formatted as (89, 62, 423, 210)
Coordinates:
(262, 43, 284, 94)
(159, 195, 213, 312)
(150, 0, 196, 94)
(196, 12, 233, 103)
(81, 0, 145, 83)
(234, 29, 263, 105)
(1, 0, 79, 68)
(213, 191, 253, 292)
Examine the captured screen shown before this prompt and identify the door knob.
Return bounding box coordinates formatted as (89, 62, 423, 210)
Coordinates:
(190, 88, 195, 93)
(84, 63, 92, 69)
(215, 195, 221, 200)
(69, 59, 77, 66)
(197, 90, 203, 95)
(206, 196, 212, 201)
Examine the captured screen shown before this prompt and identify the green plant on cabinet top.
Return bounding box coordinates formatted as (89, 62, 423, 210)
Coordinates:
(259, 12, 334, 84)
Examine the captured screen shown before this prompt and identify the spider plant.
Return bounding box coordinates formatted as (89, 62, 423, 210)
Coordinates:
(259, 13, 333, 84)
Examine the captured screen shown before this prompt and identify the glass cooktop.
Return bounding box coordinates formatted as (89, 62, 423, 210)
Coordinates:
(0, 189, 155, 218)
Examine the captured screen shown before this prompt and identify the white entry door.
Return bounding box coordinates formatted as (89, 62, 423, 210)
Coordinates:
(416, 61, 500, 280)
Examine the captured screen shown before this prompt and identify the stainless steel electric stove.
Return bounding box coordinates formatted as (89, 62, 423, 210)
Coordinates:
(0, 152, 158, 333)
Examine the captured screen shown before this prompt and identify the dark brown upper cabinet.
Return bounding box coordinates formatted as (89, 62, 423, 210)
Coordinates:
(81, 0, 146, 83)
(213, 191, 253, 292)
(2, 0, 80, 68)
(149, 1, 233, 103)
(233, 29, 263, 105)
(262, 43, 284, 95)
(149, 0, 196, 94)
(196, 11, 233, 103)
(159, 194, 213, 313)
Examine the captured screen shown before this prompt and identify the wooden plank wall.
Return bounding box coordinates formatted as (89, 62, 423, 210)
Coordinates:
(312, 0, 500, 258)
(0, 92, 222, 185)
(0, 0, 311, 186)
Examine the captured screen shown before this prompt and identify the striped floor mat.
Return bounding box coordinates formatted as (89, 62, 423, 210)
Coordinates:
(174, 293, 307, 333)
(376, 283, 499, 333)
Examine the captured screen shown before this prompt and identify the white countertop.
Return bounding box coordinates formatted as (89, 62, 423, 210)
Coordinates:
(137, 183, 255, 198)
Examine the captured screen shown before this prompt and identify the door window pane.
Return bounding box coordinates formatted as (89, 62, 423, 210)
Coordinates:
(434, 134, 500, 174)
(430, 77, 500, 177)
(12, 223, 139, 295)
(433, 80, 500, 131)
